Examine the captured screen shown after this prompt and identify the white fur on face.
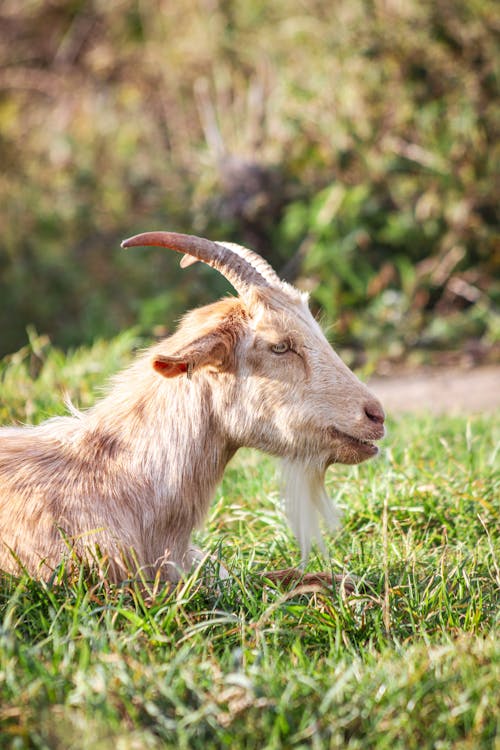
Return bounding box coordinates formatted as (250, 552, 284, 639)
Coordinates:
(281, 458, 342, 562)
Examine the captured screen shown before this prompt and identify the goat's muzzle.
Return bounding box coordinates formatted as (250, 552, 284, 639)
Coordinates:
(327, 412, 385, 463)
(329, 426, 380, 454)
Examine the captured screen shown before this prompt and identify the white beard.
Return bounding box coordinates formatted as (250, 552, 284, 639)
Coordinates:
(281, 458, 341, 562)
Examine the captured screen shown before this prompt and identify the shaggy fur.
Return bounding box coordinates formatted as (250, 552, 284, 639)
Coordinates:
(0, 236, 385, 582)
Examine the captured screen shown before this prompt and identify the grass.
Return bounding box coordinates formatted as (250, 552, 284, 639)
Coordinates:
(0, 336, 499, 749)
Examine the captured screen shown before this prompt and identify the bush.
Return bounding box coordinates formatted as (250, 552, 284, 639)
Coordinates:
(0, 0, 498, 362)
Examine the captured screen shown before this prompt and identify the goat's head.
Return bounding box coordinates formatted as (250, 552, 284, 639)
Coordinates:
(122, 231, 385, 555)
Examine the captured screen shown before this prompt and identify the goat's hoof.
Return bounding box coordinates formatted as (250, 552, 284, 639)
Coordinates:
(258, 567, 359, 595)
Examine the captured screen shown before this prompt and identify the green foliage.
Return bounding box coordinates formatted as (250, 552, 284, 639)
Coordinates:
(0, 0, 498, 361)
(0, 328, 140, 424)
(0, 337, 499, 748)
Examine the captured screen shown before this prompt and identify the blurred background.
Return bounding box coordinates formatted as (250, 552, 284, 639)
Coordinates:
(0, 0, 498, 371)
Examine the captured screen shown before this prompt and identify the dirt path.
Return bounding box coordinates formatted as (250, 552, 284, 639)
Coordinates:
(368, 365, 500, 416)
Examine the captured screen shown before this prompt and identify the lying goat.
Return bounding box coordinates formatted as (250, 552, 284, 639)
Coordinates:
(0, 232, 385, 585)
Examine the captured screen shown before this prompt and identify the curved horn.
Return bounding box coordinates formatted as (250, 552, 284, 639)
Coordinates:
(121, 231, 287, 298)
(213, 241, 284, 287)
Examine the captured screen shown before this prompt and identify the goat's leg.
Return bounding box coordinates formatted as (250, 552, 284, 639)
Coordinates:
(258, 567, 358, 594)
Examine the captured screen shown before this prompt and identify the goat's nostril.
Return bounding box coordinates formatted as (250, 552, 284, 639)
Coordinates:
(364, 403, 385, 425)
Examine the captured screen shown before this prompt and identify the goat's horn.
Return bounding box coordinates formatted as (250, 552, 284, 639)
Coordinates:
(121, 231, 284, 297)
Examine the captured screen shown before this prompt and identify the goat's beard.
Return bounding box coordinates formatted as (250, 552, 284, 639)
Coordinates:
(281, 458, 341, 562)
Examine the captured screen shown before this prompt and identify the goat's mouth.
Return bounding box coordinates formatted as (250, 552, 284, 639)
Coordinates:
(327, 426, 381, 462)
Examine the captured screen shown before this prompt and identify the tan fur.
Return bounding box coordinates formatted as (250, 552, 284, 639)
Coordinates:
(0, 265, 384, 582)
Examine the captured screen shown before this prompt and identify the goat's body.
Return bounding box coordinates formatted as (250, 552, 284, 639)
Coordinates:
(0, 347, 233, 580)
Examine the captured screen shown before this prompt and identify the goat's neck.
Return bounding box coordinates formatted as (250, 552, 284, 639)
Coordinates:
(86, 366, 236, 513)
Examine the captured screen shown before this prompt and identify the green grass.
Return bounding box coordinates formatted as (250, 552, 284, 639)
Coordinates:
(0, 337, 499, 749)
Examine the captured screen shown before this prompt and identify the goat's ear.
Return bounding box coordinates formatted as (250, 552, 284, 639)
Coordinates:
(152, 335, 231, 379)
(152, 356, 191, 378)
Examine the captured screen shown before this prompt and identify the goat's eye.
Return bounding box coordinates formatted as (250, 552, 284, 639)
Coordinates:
(271, 341, 290, 354)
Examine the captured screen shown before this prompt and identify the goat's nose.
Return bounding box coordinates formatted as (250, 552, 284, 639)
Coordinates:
(364, 401, 385, 425)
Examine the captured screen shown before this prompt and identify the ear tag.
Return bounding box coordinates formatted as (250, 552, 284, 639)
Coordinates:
(187, 362, 194, 380)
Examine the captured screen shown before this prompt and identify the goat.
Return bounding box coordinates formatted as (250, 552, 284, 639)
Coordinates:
(0, 232, 385, 585)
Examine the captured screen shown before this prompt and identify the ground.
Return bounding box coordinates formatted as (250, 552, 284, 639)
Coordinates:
(368, 364, 500, 415)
